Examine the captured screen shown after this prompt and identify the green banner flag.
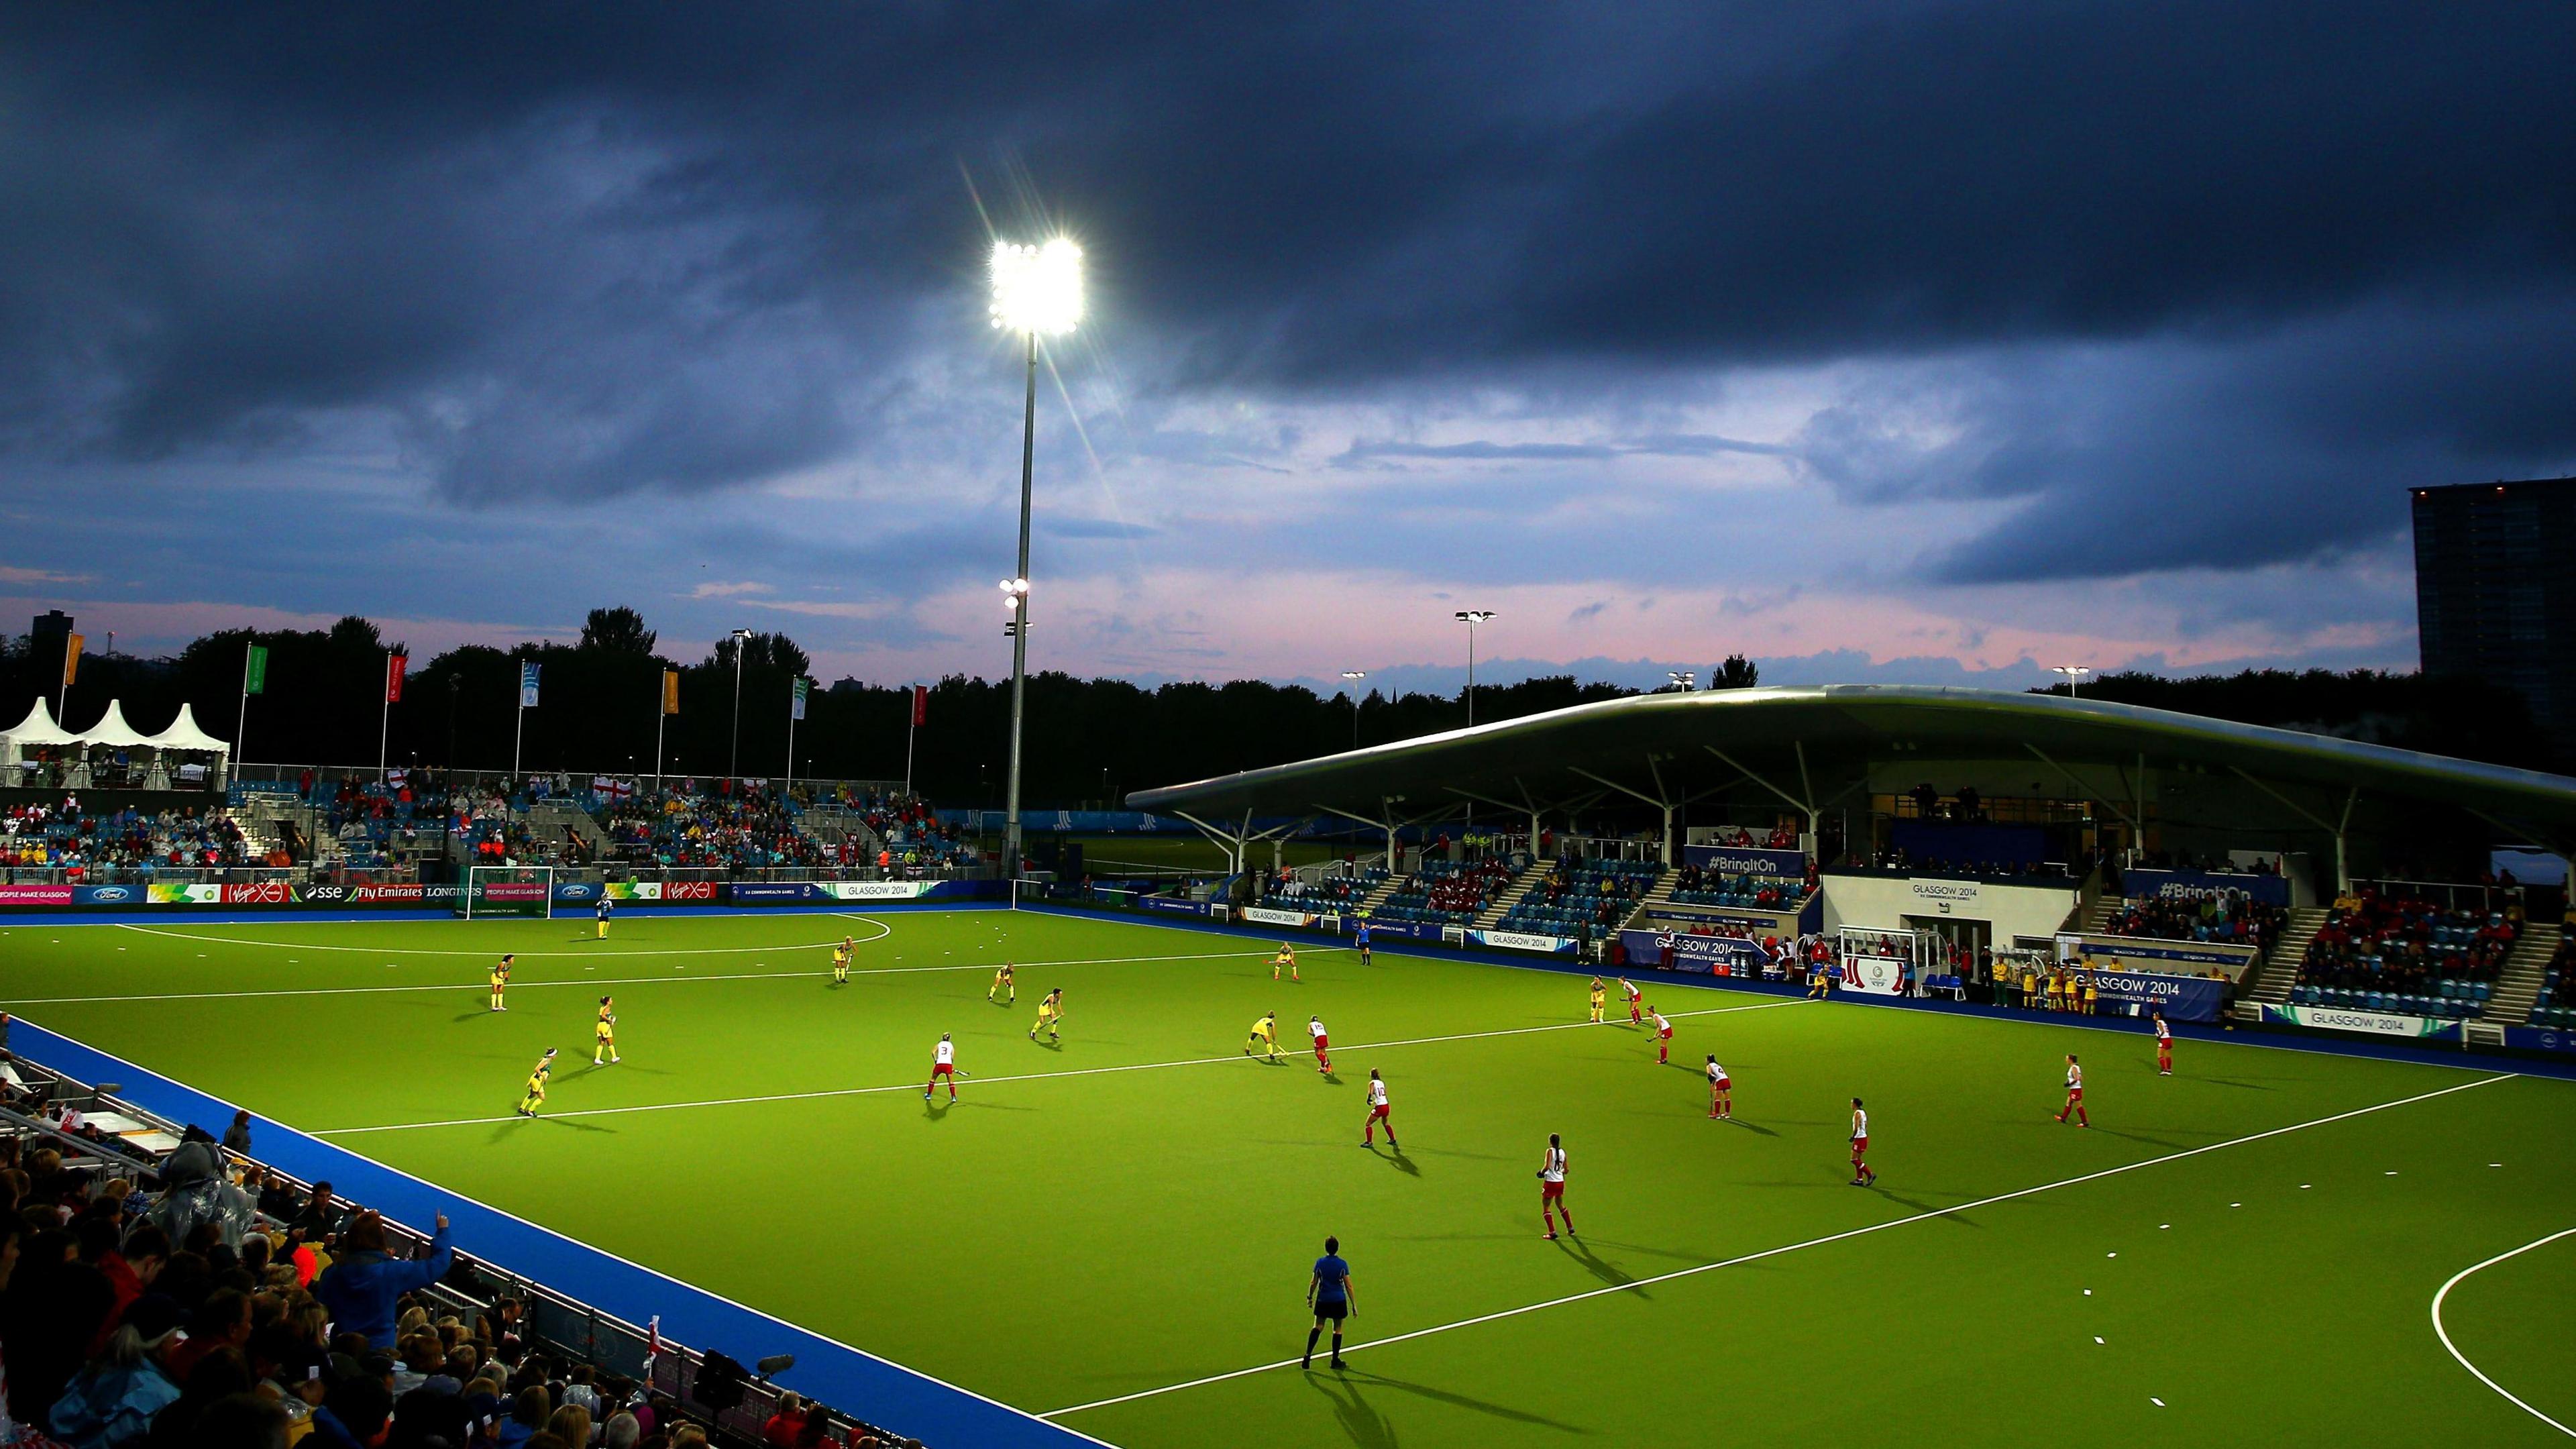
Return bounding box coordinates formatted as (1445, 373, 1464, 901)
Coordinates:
(243, 643, 269, 696)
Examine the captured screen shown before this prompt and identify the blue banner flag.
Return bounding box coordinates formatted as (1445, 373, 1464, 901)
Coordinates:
(519, 661, 541, 708)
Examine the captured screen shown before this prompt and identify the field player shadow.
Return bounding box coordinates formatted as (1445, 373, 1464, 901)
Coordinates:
(1723, 1118, 1780, 1137)
(1553, 1233, 1638, 1291)
(1304, 1371, 1397, 1449)
(2085, 1126, 2189, 1150)
(486, 1116, 614, 1145)
(1333, 1368, 1587, 1435)
(1366, 1145, 1420, 1177)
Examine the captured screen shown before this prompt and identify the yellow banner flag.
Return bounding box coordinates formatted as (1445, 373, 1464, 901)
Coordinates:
(62, 633, 83, 688)
(662, 667, 681, 715)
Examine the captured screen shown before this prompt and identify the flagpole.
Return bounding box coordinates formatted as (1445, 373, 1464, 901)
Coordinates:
(236, 641, 253, 772)
(785, 680, 799, 794)
(653, 680, 666, 794)
(378, 651, 393, 783)
(904, 684, 918, 798)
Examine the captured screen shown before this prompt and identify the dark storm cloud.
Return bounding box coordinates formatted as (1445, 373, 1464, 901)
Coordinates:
(1, 0, 2571, 584)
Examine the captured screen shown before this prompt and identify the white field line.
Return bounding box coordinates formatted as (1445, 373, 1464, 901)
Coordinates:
(8, 943, 1342, 1006)
(2430, 1226, 2576, 1438)
(1040, 1071, 2521, 1419)
(313, 999, 1810, 1136)
(107, 919, 904, 958)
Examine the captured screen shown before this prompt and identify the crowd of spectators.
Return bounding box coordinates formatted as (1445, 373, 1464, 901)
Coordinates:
(1, 797, 252, 874)
(1496, 857, 1659, 941)
(839, 795, 975, 871)
(321, 775, 455, 870)
(1697, 824, 1800, 851)
(2099, 888, 2285, 953)
(1849, 847, 2089, 882)
(1372, 858, 1517, 926)
(0, 1124, 923, 1449)
(602, 786, 822, 873)
(2292, 886, 2519, 1018)
(1666, 862, 1803, 910)
(1265, 869, 1381, 910)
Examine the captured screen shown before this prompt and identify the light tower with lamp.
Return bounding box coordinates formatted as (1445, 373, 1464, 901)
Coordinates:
(989, 237, 1083, 877)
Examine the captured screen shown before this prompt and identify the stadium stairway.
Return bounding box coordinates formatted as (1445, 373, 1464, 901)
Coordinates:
(1352, 871, 1407, 916)
(2482, 918, 2561, 1024)
(526, 801, 607, 859)
(1474, 857, 1557, 930)
(2237, 905, 2326, 1014)
(1621, 870, 1688, 932)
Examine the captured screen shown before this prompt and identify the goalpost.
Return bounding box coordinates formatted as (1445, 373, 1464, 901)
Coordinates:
(458, 864, 556, 920)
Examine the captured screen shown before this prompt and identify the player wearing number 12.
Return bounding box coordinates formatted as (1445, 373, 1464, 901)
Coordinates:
(1360, 1069, 1397, 1148)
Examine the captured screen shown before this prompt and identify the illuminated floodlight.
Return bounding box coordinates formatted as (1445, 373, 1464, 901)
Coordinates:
(990, 239, 1085, 335)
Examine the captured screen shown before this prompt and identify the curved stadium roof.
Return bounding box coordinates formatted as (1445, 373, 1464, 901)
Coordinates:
(1126, 685, 2576, 845)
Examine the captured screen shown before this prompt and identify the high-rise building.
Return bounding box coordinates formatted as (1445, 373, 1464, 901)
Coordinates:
(2411, 476, 2576, 749)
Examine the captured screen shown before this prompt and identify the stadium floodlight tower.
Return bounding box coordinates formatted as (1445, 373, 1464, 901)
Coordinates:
(2051, 664, 2094, 699)
(1668, 670, 1696, 692)
(1340, 670, 1366, 749)
(727, 628, 753, 781)
(991, 237, 1084, 878)
(1453, 610, 1496, 725)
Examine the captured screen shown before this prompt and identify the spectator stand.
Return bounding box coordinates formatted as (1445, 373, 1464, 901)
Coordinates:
(1492, 855, 1661, 943)
(8, 1020, 1089, 1448)
(2286, 880, 2525, 1022)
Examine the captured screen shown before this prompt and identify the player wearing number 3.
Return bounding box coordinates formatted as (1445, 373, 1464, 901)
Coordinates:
(924, 1032, 959, 1102)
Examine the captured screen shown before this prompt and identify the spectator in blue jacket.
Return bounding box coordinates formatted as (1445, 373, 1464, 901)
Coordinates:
(312, 1212, 450, 1352)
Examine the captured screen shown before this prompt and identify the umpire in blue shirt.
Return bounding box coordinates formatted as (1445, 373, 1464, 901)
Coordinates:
(1305, 1235, 1355, 1370)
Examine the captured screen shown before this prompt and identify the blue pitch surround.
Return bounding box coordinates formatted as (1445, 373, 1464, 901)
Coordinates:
(12, 1017, 1104, 1449)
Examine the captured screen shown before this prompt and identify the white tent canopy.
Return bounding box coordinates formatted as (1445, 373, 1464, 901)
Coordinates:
(1, 698, 78, 748)
(4, 697, 233, 790)
(146, 704, 230, 754)
(75, 699, 155, 749)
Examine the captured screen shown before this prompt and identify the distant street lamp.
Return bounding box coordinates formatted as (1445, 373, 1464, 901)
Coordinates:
(1668, 670, 1697, 692)
(991, 236, 1084, 878)
(1453, 611, 1496, 726)
(1340, 670, 1367, 749)
(2051, 664, 2094, 699)
(727, 628, 753, 780)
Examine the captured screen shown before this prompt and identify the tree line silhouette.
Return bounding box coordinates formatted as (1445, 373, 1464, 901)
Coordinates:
(1, 606, 2551, 804)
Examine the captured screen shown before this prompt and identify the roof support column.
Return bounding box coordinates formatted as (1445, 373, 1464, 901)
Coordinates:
(2228, 770, 2359, 894)
(2026, 745, 2139, 861)
(1703, 746, 1819, 845)
(1571, 760, 1680, 864)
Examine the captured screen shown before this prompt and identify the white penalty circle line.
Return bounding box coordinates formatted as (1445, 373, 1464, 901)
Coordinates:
(2431, 1225, 2576, 1438)
(1040, 1071, 2520, 1419)
(8, 943, 1352, 1006)
(107, 918, 897, 959)
(309, 999, 1811, 1136)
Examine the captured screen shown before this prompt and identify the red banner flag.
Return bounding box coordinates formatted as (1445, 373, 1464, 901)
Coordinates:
(386, 653, 408, 704)
(911, 683, 928, 727)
